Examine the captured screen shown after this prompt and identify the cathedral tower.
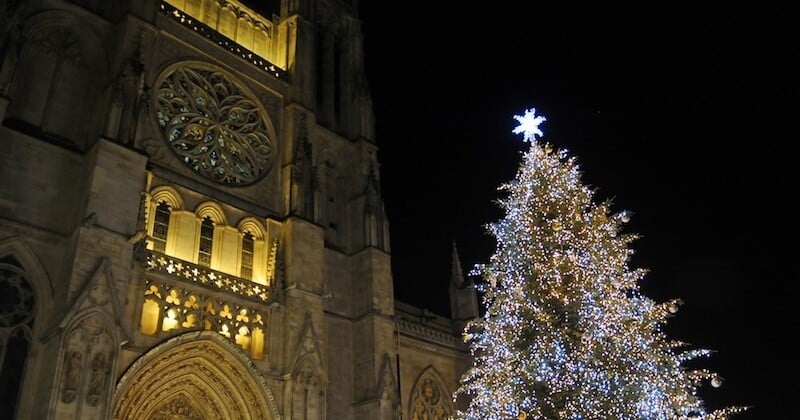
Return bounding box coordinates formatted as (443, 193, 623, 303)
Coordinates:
(0, 1, 474, 418)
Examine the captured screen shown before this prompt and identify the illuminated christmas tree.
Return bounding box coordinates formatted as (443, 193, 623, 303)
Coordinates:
(455, 109, 747, 419)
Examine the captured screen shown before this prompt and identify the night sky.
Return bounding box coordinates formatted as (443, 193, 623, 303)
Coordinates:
(359, 3, 797, 418)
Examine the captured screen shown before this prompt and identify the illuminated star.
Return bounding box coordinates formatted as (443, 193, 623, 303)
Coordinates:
(512, 108, 547, 142)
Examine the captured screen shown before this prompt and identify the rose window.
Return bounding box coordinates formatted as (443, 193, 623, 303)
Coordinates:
(154, 62, 274, 185)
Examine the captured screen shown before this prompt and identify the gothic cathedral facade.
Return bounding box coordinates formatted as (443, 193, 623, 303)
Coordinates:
(0, 0, 479, 418)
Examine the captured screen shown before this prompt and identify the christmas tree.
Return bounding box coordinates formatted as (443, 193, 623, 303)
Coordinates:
(455, 109, 747, 419)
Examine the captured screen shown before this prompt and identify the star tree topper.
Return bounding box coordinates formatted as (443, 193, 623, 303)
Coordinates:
(512, 108, 547, 142)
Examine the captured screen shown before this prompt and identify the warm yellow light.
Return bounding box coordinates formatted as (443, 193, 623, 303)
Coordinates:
(140, 299, 160, 335)
(162, 308, 179, 331)
(182, 313, 197, 328)
(163, 0, 283, 69)
(219, 324, 231, 338)
(251, 327, 265, 360)
(235, 326, 251, 350)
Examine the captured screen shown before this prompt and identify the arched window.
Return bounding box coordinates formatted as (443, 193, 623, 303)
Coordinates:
(240, 232, 254, 280)
(198, 216, 214, 267)
(0, 264, 36, 419)
(6, 22, 98, 150)
(293, 358, 323, 420)
(408, 368, 454, 420)
(0, 328, 30, 418)
(151, 201, 171, 253)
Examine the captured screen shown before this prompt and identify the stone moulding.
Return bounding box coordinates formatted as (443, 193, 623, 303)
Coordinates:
(113, 330, 280, 419)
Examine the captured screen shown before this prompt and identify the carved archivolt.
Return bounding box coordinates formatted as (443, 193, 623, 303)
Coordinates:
(150, 393, 204, 419)
(114, 331, 278, 420)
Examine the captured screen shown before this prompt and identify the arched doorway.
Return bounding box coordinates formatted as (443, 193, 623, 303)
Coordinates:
(113, 331, 279, 419)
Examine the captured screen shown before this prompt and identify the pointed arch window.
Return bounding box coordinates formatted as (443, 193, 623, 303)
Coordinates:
(198, 216, 214, 267)
(6, 24, 94, 149)
(0, 328, 29, 418)
(152, 201, 171, 253)
(408, 370, 454, 420)
(0, 264, 36, 419)
(240, 231, 254, 280)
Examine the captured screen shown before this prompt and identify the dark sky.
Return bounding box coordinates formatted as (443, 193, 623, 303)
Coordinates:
(359, 3, 797, 418)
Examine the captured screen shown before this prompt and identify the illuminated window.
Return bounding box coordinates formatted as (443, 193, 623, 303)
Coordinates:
(162, 308, 179, 332)
(137, 281, 267, 360)
(251, 327, 265, 359)
(152, 201, 171, 253)
(240, 232, 254, 280)
(198, 216, 214, 267)
(140, 299, 160, 335)
(140, 285, 162, 336)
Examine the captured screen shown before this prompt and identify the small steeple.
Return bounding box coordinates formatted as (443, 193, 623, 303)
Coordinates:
(449, 241, 479, 329)
(451, 241, 465, 288)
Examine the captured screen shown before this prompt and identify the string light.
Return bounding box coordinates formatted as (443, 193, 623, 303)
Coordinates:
(454, 108, 747, 419)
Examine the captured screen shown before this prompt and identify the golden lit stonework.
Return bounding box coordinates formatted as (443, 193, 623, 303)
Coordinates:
(114, 332, 279, 419)
(145, 251, 271, 302)
(161, 0, 287, 75)
(139, 278, 268, 360)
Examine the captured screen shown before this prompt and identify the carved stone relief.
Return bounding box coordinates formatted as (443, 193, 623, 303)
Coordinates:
(61, 350, 82, 403)
(151, 395, 202, 420)
(59, 314, 114, 409)
(86, 351, 109, 406)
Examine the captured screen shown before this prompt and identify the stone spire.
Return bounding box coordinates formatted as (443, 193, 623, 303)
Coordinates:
(449, 241, 479, 329)
(451, 240, 466, 288)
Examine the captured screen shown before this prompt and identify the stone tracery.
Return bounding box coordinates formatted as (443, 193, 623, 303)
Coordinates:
(0, 266, 35, 327)
(139, 280, 268, 360)
(408, 368, 454, 420)
(154, 62, 274, 185)
(56, 312, 115, 420)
